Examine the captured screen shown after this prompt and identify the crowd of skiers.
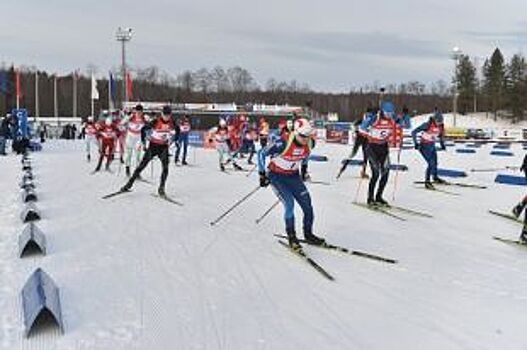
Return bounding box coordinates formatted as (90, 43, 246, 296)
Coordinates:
(3, 101, 524, 249)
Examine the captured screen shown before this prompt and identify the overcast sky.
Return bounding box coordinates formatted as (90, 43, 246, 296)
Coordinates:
(1, 0, 527, 92)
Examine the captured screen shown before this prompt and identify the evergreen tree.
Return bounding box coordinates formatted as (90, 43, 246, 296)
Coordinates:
(482, 48, 506, 119)
(506, 53, 527, 122)
(453, 55, 477, 114)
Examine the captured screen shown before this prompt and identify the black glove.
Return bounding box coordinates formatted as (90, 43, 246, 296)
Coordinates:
(414, 143, 420, 150)
(259, 172, 270, 187)
(301, 164, 310, 182)
(440, 144, 446, 151)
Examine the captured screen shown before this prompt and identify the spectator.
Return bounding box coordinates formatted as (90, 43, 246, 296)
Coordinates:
(0, 116, 9, 155)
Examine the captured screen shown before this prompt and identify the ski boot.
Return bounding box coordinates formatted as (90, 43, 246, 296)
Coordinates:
(433, 177, 447, 184)
(220, 163, 226, 172)
(375, 196, 390, 207)
(367, 197, 377, 207)
(105, 163, 111, 172)
(512, 202, 526, 218)
(125, 166, 131, 177)
(87, 154, 91, 162)
(304, 232, 326, 246)
(182, 160, 188, 166)
(360, 169, 370, 179)
(158, 187, 166, 197)
(233, 163, 243, 171)
(287, 231, 302, 252)
(120, 156, 124, 164)
(424, 181, 435, 190)
(520, 229, 527, 244)
(175, 158, 179, 165)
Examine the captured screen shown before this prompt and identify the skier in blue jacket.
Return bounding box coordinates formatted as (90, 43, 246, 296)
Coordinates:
(258, 118, 325, 250)
(412, 114, 446, 189)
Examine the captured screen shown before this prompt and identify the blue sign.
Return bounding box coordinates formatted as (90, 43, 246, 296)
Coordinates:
(188, 131, 205, 147)
(12, 109, 29, 138)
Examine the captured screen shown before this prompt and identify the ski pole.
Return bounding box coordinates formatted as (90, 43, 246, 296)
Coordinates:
(336, 160, 349, 179)
(210, 186, 261, 226)
(255, 199, 280, 224)
(246, 164, 257, 177)
(392, 147, 403, 201)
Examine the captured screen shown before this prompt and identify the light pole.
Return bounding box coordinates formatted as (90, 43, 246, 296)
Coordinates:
(116, 27, 133, 107)
(451, 46, 462, 127)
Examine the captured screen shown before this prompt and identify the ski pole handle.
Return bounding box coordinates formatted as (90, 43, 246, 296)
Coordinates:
(210, 186, 261, 226)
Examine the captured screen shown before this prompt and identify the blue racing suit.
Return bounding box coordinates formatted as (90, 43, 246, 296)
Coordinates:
(258, 135, 314, 235)
(412, 120, 445, 181)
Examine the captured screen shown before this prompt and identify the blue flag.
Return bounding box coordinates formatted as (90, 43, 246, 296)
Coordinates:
(0, 71, 9, 94)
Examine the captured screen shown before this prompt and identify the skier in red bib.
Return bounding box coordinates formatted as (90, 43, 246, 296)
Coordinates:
(83, 115, 99, 162)
(258, 118, 325, 250)
(121, 105, 176, 197)
(94, 117, 120, 172)
(412, 113, 447, 189)
(359, 108, 402, 206)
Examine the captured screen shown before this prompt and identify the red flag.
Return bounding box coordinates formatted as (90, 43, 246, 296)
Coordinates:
(126, 72, 133, 100)
(15, 69, 21, 98)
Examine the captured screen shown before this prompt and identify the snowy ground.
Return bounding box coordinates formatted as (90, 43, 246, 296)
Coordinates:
(1, 138, 527, 350)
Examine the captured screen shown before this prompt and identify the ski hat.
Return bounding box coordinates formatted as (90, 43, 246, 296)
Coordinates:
(135, 104, 144, 112)
(162, 105, 172, 115)
(294, 118, 313, 137)
(219, 119, 227, 127)
(105, 117, 112, 126)
(87, 115, 94, 121)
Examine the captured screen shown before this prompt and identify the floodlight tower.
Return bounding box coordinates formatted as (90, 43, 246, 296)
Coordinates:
(116, 27, 133, 105)
(451, 46, 463, 127)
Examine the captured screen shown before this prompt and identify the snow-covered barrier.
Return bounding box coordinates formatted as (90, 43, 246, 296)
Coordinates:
(490, 151, 514, 157)
(309, 155, 328, 162)
(22, 172, 33, 182)
(456, 149, 477, 154)
(21, 203, 41, 223)
(495, 174, 527, 186)
(437, 168, 467, 178)
(29, 141, 42, 152)
(390, 164, 409, 171)
(19, 223, 46, 257)
(21, 268, 64, 337)
(20, 179, 36, 190)
(21, 189, 38, 203)
(493, 143, 511, 149)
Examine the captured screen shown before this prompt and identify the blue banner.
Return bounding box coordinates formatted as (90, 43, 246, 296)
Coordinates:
(13, 109, 29, 138)
(188, 131, 205, 147)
